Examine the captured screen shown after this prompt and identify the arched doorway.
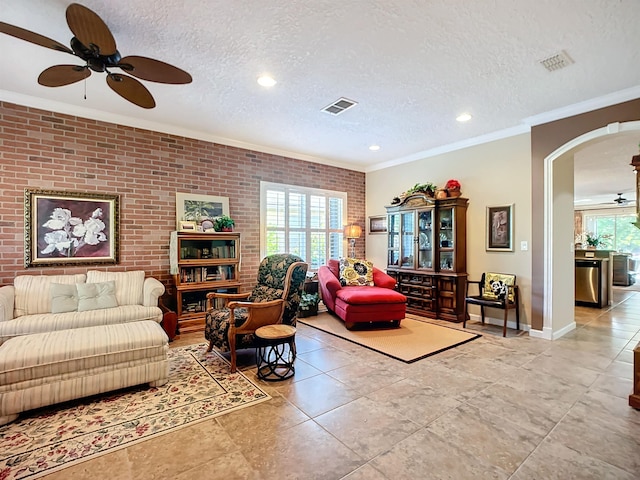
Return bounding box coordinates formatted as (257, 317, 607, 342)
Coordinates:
(542, 121, 640, 339)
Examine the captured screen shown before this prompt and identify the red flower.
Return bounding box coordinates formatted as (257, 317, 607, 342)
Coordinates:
(445, 179, 461, 190)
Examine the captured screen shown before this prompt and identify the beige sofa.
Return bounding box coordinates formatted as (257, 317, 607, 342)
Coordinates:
(0, 270, 165, 345)
(0, 270, 169, 426)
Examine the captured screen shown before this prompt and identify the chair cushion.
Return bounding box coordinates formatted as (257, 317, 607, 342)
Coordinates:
(482, 273, 516, 302)
(339, 258, 374, 286)
(336, 286, 406, 305)
(204, 307, 255, 352)
(249, 285, 283, 303)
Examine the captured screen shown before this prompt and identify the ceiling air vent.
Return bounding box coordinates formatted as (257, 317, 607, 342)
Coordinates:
(540, 50, 574, 72)
(322, 97, 358, 115)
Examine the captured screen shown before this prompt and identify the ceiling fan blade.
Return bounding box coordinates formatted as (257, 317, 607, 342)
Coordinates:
(66, 3, 116, 56)
(107, 74, 156, 109)
(118, 56, 192, 84)
(0, 22, 73, 54)
(38, 65, 91, 87)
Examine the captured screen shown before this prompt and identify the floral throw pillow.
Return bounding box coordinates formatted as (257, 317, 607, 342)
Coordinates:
(339, 258, 374, 286)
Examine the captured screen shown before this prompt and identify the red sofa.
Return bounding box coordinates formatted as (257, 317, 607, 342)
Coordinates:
(318, 259, 407, 329)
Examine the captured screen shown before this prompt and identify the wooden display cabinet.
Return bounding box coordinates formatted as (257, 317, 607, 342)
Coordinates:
(172, 232, 241, 333)
(386, 194, 468, 321)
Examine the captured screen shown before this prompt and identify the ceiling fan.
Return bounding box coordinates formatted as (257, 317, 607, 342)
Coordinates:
(613, 193, 629, 205)
(0, 3, 192, 109)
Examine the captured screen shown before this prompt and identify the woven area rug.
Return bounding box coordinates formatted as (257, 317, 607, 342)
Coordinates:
(300, 312, 480, 362)
(0, 343, 270, 480)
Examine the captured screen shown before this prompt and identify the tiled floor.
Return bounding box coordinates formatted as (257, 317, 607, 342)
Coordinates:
(45, 290, 640, 479)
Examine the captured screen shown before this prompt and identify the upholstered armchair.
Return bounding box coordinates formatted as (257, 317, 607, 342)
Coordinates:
(204, 253, 308, 372)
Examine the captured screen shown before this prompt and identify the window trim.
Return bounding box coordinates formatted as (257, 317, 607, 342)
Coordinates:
(260, 181, 347, 268)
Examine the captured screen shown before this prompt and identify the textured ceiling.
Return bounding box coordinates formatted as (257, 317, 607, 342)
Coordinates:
(1, 0, 639, 203)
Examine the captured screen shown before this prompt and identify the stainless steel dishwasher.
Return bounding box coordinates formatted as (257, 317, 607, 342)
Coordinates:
(575, 258, 609, 307)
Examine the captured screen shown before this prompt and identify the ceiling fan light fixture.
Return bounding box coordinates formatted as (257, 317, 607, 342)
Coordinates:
(456, 113, 472, 122)
(369, 145, 380, 151)
(257, 75, 276, 87)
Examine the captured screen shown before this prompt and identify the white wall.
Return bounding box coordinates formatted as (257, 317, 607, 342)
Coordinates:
(366, 133, 533, 326)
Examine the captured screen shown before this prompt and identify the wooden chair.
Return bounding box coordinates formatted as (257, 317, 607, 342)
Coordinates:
(464, 272, 520, 337)
(204, 254, 308, 372)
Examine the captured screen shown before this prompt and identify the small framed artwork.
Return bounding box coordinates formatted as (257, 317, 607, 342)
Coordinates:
(179, 220, 198, 232)
(175, 193, 229, 230)
(486, 204, 514, 251)
(24, 189, 119, 267)
(368, 215, 387, 234)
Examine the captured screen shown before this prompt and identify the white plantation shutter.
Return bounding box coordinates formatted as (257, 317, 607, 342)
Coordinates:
(261, 181, 346, 270)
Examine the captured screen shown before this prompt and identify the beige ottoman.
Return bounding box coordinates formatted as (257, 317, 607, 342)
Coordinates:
(0, 320, 169, 426)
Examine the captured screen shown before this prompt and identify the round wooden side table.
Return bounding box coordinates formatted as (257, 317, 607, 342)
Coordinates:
(255, 324, 296, 381)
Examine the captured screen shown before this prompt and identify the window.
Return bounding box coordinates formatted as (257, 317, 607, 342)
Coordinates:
(583, 211, 640, 254)
(260, 182, 347, 270)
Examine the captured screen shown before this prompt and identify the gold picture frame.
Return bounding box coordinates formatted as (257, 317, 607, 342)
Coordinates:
(25, 189, 119, 267)
(368, 215, 387, 234)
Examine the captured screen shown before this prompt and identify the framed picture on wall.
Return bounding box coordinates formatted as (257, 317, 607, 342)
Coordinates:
(368, 215, 387, 234)
(486, 204, 514, 251)
(24, 189, 119, 267)
(175, 193, 229, 230)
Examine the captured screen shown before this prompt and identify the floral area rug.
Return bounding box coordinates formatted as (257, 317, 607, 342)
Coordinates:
(0, 343, 270, 480)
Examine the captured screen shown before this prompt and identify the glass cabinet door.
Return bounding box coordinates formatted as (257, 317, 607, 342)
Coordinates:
(400, 212, 415, 267)
(417, 209, 434, 269)
(438, 207, 455, 271)
(387, 213, 400, 267)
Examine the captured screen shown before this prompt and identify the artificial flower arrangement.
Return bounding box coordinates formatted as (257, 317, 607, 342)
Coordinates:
(445, 179, 461, 191)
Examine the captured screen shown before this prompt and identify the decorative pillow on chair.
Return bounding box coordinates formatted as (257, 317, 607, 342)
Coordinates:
(339, 258, 374, 286)
(483, 273, 516, 302)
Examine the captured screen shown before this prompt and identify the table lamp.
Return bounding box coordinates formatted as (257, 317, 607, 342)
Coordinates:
(344, 224, 362, 258)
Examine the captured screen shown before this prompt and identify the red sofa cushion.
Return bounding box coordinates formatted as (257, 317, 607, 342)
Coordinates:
(336, 286, 406, 305)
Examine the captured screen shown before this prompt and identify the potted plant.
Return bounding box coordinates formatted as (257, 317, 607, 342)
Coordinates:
(213, 215, 235, 232)
(406, 182, 437, 197)
(445, 179, 462, 197)
(584, 232, 611, 249)
(298, 292, 320, 317)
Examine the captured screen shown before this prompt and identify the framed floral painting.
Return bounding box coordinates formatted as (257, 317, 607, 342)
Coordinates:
(24, 189, 119, 267)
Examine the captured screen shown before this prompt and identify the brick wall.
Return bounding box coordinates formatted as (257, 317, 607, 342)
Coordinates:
(0, 101, 366, 301)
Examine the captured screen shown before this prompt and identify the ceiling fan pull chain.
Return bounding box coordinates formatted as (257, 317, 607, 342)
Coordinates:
(83, 76, 86, 100)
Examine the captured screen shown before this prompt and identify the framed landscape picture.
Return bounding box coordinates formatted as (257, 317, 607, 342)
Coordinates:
(486, 204, 514, 251)
(175, 193, 229, 230)
(24, 189, 119, 267)
(368, 215, 387, 234)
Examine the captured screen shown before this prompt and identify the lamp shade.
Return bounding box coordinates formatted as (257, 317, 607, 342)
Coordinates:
(344, 224, 362, 239)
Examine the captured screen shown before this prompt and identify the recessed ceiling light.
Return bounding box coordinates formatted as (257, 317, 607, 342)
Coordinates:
(257, 75, 276, 87)
(456, 113, 472, 122)
(369, 145, 380, 151)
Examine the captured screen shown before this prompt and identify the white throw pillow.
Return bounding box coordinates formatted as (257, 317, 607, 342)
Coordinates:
(50, 283, 79, 313)
(77, 281, 118, 312)
(86, 270, 144, 306)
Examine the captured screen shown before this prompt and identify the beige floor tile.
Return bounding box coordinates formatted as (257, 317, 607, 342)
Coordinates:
(126, 418, 237, 479)
(297, 346, 356, 371)
(425, 403, 542, 473)
(365, 378, 462, 426)
(172, 451, 262, 480)
(341, 463, 389, 479)
(511, 437, 636, 480)
(314, 396, 421, 460)
(41, 449, 131, 480)
(370, 427, 509, 480)
(241, 420, 364, 479)
(275, 373, 359, 417)
(522, 352, 603, 387)
(325, 361, 406, 396)
(406, 361, 494, 401)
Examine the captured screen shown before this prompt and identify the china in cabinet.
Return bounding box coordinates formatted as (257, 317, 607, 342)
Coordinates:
(386, 194, 468, 321)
